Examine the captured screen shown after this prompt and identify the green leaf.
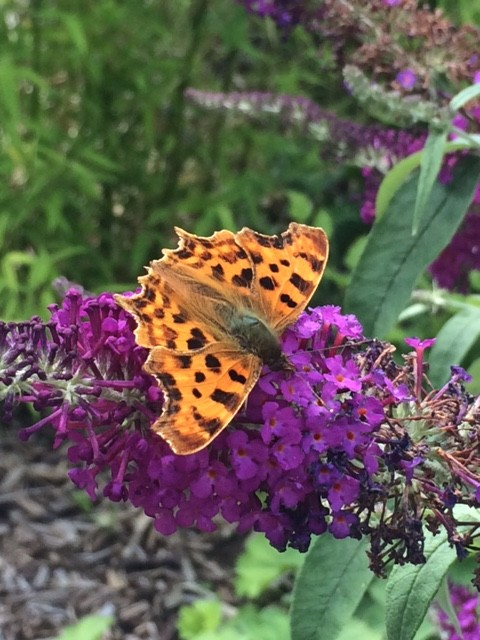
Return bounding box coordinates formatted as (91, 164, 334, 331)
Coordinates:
(178, 603, 290, 640)
(336, 618, 382, 640)
(54, 614, 114, 640)
(235, 533, 304, 598)
(376, 151, 423, 220)
(428, 306, 480, 386)
(385, 529, 456, 640)
(312, 209, 333, 237)
(412, 128, 448, 235)
(61, 14, 89, 55)
(0, 56, 21, 135)
(288, 190, 313, 223)
(375, 142, 474, 220)
(450, 83, 480, 111)
(344, 154, 480, 336)
(177, 599, 222, 640)
(290, 536, 372, 640)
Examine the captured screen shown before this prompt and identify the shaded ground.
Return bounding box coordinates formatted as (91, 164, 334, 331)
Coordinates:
(0, 428, 243, 640)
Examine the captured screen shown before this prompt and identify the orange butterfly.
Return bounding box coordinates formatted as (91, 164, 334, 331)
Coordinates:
(115, 223, 328, 455)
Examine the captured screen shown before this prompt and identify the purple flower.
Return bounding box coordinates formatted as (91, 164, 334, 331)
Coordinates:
(396, 68, 417, 90)
(3, 291, 480, 583)
(433, 584, 480, 640)
(404, 337, 436, 400)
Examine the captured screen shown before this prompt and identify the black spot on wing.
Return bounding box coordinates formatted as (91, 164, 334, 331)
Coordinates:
(290, 272, 310, 293)
(211, 263, 225, 279)
(210, 388, 239, 410)
(232, 268, 253, 288)
(158, 373, 182, 401)
(192, 411, 221, 434)
(310, 256, 325, 272)
(177, 248, 194, 260)
(256, 234, 283, 249)
(195, 371, 206, 383)
(235, 248, 248, 260)
(144, 286, 156, 301)
(269, 263, 279, 273)
(154, 308, 165, 319)
(259, 276, 276, 291)
(187, 327, 208, 350)
(172, 313, 186, 323)
(192, 388, 202, 399)
(176, 355, 192, 368)
(229, 369, 247, 384)
(280, 293, 297, 309)
(205, 354, 221, 370)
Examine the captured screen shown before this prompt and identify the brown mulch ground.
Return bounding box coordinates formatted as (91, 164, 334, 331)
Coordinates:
(0, 427, 244, 640)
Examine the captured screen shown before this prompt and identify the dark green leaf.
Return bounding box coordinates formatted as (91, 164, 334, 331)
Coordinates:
(385, 530, 455, 640)
(429, 306, 480, 386)
(290, 536, 372, 640)
(344, 155, 480, 336)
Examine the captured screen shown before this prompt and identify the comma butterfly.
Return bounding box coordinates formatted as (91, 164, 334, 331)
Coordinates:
(115, 223, 329, 454)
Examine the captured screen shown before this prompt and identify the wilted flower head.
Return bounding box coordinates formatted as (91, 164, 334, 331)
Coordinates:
(2, 290, 480, 583)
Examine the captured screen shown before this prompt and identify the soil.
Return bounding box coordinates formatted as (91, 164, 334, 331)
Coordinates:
(0, 427, 244, 640)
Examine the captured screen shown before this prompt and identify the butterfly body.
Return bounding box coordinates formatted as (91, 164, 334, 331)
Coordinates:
(115, 223, 328, 455)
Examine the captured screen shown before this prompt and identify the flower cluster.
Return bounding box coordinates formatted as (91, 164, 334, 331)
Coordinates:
(238, 0, 480, 100)
(433, 584, 480, 640)
(2, 290, 480, 584)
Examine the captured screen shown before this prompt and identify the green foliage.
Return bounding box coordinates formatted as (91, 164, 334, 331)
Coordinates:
(344, 154, 480, 336)
(429, 303, 480, 385)
(177, 533, 301, 640)
(180, 604, 290, 640)
(290, 536, 373, 640)
(385, 529, 456, 640)
(1, 0, 341, 319)
(178, 599, 223, 639)
(235, 531, 305, 599)
(53, 613, 114, 640)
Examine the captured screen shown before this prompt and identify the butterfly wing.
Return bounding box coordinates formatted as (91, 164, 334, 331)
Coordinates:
(114, 227, 256, 352)
(236, 222, 328, 333)
(145, 343, 262, 454)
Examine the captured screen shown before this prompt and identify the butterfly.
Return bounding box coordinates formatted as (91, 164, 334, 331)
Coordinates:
(114, 222, 329, 455)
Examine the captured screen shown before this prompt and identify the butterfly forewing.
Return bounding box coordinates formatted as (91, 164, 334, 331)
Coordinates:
(236, 222, 329, 333)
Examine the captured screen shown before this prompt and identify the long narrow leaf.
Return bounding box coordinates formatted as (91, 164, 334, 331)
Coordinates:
(385, 530, 455, 640)
(428, 306, 480, 386)
(412, 128, 448, 235)
(450, 83, 480, 111)
(344, 154, 480, 336)
(376, 142, 472, 220)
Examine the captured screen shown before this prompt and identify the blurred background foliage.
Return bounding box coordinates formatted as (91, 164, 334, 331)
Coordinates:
(0, 0, 476, 322)
(0, 0, 364, 320)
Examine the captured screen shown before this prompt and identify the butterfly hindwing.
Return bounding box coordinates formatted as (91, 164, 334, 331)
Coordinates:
(145, 344, 262, 454)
